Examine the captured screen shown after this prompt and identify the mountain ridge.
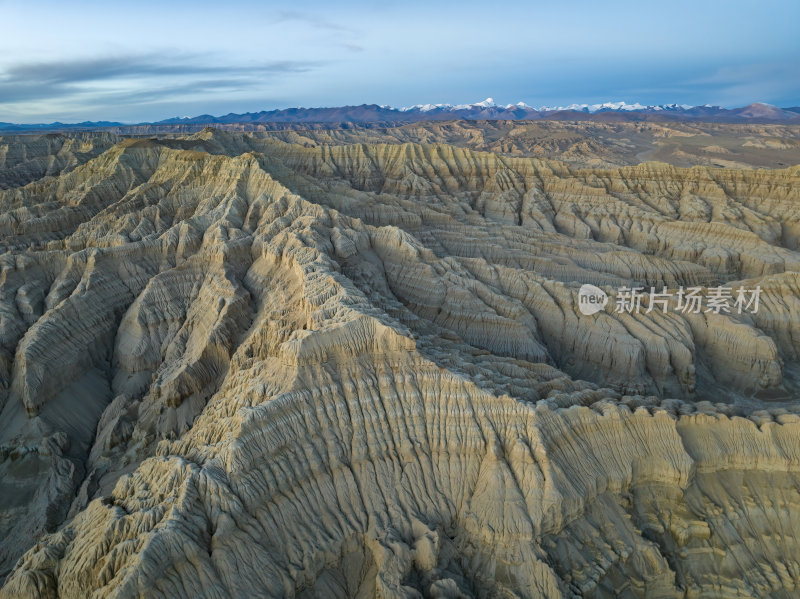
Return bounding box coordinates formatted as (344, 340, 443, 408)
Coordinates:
(3, 100, 800, 133)
(1, 128, 800, 597)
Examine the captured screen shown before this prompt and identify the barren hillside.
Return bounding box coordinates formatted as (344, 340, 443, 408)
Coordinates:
(1, 127, 799, 598)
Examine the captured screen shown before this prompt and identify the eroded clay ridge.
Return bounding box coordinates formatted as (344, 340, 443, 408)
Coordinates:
(0, 129, 799, 597)
(263, 120, 800, 170)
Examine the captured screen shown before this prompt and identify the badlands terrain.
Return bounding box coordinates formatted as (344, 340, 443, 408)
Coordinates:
(0, 122, 799, 598)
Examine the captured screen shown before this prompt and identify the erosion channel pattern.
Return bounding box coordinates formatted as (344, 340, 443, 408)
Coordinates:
(1, 127, 800, 598)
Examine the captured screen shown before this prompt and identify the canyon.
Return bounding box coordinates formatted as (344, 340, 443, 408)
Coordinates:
(0, 123, 799, 598)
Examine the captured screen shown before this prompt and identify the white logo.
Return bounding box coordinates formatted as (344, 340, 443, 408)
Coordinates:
(578, 284, 608, 315)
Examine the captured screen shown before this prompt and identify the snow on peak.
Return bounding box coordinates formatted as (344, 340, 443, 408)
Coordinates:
(542, 101, 647, 112)
(398, 102, 451, 112)
(396, 99, 697, 114)
(538, 101, 694, 113)
(399, 98, 503, 112)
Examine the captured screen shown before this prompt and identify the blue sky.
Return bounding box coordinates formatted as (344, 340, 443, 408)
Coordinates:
(1, 0, 798, 123)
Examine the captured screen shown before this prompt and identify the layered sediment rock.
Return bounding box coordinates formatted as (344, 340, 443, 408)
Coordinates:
(0, 133, 118, 190)
(0, 128, 799, 597)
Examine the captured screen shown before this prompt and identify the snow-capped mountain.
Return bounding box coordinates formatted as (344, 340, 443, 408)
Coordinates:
(400, 98, 499, 112)
(539, 101, 694, 113)
(400, 99, 698, 114)
(3, 101, 799, 133)
(382, 99, 800, 122)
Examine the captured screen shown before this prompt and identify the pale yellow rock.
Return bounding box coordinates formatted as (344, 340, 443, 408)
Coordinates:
(0, 128, 798, 598)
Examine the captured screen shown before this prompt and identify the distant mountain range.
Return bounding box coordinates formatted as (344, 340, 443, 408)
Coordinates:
(2, 100, 800, 133)
(0, 120, 126, 132)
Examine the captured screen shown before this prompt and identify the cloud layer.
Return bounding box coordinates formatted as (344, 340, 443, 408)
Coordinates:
(0, 0, 797, 122)
(0, 55, 324, 119)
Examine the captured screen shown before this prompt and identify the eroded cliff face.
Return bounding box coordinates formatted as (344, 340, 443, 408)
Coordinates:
(227, 120, 800, 170)
(0, 133, 119, 190)
(0, 129, 799, 598)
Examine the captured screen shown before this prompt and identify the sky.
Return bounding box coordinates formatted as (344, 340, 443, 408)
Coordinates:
(1, 0, 799, 123)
